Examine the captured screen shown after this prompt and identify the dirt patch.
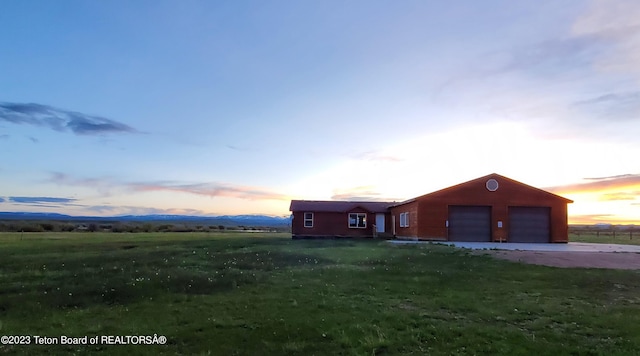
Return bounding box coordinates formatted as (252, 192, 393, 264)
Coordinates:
(477, 250, 640, 269)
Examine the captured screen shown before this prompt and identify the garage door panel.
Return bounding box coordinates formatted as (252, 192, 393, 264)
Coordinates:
(509, 207, 550, 243)
(449, 206, 491, 242)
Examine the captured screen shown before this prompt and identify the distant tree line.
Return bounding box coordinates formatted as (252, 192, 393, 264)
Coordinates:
(0, 221, 290, 233)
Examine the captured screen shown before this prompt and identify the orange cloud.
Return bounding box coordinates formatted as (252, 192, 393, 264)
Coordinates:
(569, 214, 616, 224)
(131, 182, 289, 201)
(598, 191, 640, 201)
(545, 174, 640, 194)
(569, 214, 640, 225)
(49, 172, 290, 201)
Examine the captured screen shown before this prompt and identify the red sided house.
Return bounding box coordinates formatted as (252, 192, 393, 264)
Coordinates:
(290, 173, 573, 243)
(289, 200, 393, 238)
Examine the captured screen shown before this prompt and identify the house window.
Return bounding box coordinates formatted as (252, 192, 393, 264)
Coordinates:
(304, 212, 313, 228)
(399, 212, 409, 227)
(348, 213, 366, 228)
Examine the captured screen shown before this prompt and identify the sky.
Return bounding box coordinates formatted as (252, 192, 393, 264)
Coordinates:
(1, 0, 639, 224)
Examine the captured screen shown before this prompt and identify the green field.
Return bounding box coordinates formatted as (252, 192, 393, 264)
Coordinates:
(569, 230, 640, 246)
(1, 232, 639, 355)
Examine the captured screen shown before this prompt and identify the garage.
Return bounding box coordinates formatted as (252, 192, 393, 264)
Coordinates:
(509, 207, 550, 243)
(387, 173, 572, 242)
(448, 206, 491, 242)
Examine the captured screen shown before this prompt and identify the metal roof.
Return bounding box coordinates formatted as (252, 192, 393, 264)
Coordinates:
(289, 200, 393, 213)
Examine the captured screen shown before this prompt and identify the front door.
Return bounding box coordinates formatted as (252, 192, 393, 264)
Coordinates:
(376, 213, 385, 233)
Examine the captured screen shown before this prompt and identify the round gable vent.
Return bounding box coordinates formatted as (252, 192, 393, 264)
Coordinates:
(486, 179, 499, 192)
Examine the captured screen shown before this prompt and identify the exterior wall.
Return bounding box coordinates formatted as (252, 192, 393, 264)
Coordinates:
(291, 208, 389, 238)
(390, 201, 419, 238)
(405, 176, 569, 242)
(417, 201, 449, 240)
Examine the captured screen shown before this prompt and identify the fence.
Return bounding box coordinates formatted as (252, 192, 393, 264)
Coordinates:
(569, 226, 639, 240)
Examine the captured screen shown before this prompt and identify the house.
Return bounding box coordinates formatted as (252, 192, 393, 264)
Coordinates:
(289, 200, 392, 239)
(290, 173, 573, 243)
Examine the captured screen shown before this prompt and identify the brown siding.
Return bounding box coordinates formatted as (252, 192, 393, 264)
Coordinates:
(390, 201, 419, 238)
(417, 201, 448, 240)
(403, 175, 569, 242)
(291, 208, 389, 238)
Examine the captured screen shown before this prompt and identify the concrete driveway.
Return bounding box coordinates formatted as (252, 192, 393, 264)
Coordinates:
(389, 240, 640, 253)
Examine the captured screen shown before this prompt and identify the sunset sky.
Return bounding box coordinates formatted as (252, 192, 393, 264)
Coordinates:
(1, 0, 639, 224)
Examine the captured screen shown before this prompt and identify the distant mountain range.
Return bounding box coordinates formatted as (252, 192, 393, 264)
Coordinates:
(0, 212, 291, 227)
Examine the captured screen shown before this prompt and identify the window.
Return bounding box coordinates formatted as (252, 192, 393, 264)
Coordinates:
(399, 212, 409, 227)
(348, 213, 366, 228)
(304, 212, 313, 228)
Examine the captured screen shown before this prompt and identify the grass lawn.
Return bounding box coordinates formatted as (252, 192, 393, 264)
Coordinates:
(0, 232, 639, 355)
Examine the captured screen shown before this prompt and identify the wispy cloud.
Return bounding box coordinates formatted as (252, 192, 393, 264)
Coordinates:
(130, 182, 289, 201)
(496, 1, 640, 82)
(584, 174, 639, 181)
(48, 172, 289, 201)
(8, 197, 76, 204)
(226, 145, 252, 152)
(48, 172, 118, 196)
(498, 35, 608, 78)
(571, 0, 640, 78)
(331, 186, 398, 201)
(436, 1, 640, 136)
(85, 205, 213, 216)
(436, 33, 608, 100)
(545, 174, 640, 194)
(352, 150, 403, 163)
(573, 91, 640, 121)
(8, 196, 77, 204)
(5, 196, 80, 209)
(569, 214, 617, 224)
(0, 102, 139, 136)
(599, 191, 640, 201)
(0, 134, 9, 140)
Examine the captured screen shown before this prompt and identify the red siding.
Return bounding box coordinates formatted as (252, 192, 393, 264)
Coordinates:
(393, 174, 570, 242)
(291, 208, 390, 238)
(390, 201, 419, 238)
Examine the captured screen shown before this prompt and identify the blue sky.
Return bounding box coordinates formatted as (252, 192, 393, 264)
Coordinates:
(1, 0, 639, 223)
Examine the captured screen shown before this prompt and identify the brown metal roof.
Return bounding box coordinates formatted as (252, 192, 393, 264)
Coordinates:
(289, 200, 393, 213)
